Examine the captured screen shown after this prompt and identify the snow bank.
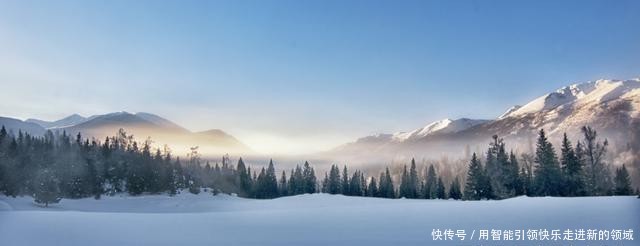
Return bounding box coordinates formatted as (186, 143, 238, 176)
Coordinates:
(0, 193, 638, 245)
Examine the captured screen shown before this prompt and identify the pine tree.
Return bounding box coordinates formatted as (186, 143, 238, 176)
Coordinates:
(377, 171, 386, 198)
(360, 173, 366, 196)
(147, 149, 163, 194)
(378, 167, 395, 198)
(464, 153, 489, 200)
(321, 172, 329, 193)
(33, 168, 62, 207)
(580, 126, 613, 196)
(399, 165, 410, 198)
(341, 166, 349, 195)
(287, 168, 297, 195)
(397, 161, 420, 199)
(533, 129, 562, 196)
(614, 164, 633, 195)
(423, 164, 437, 199)
(302, 161, 316, 194)
(520, 153, 535, 196)
(367, 176, 378, 197)
(448, 177, 462, 200)
(328, 165, 341, 194)
(86, 159, 102, 199)
(0, 126, 5, 196)
(488, 136, 510, 198)
(279, 170, 288, 196)
(0, 157, 4, 196)
(236, 158, 252, 197)
(508, 151, 524, 196)
(168, 159, 178, 196)
(560, 133, 584, 196)
(436, 176, 446, 199)
(408, 159, 419, 198)
(349, 170, 363, 196)
(265, 159, 278, 198)
(255, 168, 267, 198)
(0, 125, 6, 140)
(292, 165, 304, 195)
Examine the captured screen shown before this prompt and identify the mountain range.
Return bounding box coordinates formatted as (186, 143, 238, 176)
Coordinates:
(1, 112, 251, 156)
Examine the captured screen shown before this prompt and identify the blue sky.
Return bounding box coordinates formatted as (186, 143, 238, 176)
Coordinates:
(1, 0, 639, 154)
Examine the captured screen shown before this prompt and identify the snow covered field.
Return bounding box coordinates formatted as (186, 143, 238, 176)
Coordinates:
(1, 193, 638, 245)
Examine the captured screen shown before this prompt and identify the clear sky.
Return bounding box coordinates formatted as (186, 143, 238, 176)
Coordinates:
(1, 0, 639, 154)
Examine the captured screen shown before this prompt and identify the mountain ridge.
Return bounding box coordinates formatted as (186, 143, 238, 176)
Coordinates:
(26, 114, 87, 129)
(327, 78, 640, 165)
(1, 112, 252, 156)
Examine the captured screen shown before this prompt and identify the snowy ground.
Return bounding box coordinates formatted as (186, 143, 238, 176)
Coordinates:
(1, 193, 638, 246)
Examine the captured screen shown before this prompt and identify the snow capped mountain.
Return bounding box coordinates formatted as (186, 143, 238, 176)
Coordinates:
(338, 118, 490, 153)
(392, 118, 489, 141)
(501, 79, 640, 119)
(26, 114, 87, 129)
(490, 78, 640, 139)
(328, 78, 640, 165)
(329, 118, 491, 163)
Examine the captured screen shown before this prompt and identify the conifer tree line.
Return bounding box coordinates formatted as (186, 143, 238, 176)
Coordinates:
(0, 125, 636, 206)
(0, 127, 315, 205)
(318, 160, 462, 200)
(462, 127, 636, 200)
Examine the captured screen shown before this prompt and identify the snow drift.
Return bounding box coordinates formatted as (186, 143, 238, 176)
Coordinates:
(0, 193, 638, 245)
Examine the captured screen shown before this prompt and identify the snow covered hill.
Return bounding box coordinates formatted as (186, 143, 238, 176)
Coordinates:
(0, 193, 637, 245)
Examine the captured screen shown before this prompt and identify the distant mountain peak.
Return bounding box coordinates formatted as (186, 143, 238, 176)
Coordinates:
(392, 118, 489, 141)
(26, 113, 87, 129)
(66, 113, 84, 118)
